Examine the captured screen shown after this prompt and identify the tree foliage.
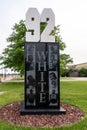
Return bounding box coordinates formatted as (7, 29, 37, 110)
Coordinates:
(0, 20, 73, 75)
(79, 68, 87, 77)
(0, 20, 26, 75)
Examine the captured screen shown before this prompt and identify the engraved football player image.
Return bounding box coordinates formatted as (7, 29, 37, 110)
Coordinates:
(49, 72, 58, 104)
(27, 75, 36, 87)
(50, 89, 57, 104)
(26, 55, 34, 70)
(26, 75, 36, 105)
(28, 45, 35, 54)
(26, 45, 35, 70)
(27, 89, 35, 104)
(49, 46, 58, 70)
(49, 72, 57, 80)
(49, 54, 57, 70)
(50, 46, 58, 54)
(51, 80, 56, 88)
(49, 72, 57, 88)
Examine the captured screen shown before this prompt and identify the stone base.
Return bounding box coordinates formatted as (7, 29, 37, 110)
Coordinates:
(20, 102, 66, 115)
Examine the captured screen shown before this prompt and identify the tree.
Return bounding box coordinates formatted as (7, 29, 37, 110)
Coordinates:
(79, 68, 87, 77)
(0, 20, 73, 75)
(0, 20, 26, 75)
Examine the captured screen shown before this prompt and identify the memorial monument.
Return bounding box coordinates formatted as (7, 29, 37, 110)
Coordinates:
(20, 8, 66, 114)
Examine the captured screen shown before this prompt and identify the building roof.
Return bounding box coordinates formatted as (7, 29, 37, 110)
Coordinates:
(71, 62, 87, 70)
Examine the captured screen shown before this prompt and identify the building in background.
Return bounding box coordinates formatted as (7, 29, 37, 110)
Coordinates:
(69, 62, 87, 77)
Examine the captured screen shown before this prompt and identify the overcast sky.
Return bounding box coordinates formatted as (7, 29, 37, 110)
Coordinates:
(0, 0, 87, 65)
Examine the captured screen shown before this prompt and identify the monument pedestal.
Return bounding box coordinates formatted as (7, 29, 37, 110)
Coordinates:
(20, 42, 66, 115)
(20, 101, 66, 115)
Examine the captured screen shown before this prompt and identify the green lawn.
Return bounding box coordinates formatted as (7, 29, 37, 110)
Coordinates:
(0, 81, 87, 130)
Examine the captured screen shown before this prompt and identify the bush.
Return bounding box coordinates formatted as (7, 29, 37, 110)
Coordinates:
(79, 68, 87, 77)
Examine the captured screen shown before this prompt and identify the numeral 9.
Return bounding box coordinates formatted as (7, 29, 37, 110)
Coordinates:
(26, 8, 40, 42)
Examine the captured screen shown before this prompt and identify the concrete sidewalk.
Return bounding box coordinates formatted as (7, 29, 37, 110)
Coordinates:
(60, 77, 87, 81)
(1, 77, 87, 82)
(2, 79, 24, 82)
(0, 77, 24, 82)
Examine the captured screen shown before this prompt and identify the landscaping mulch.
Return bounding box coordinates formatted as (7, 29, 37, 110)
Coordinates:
(0, 102, 84, 128)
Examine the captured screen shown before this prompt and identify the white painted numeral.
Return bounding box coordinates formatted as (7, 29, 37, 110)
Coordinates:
(41, 8, 55, 42)
(26, 8, 40, 42)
